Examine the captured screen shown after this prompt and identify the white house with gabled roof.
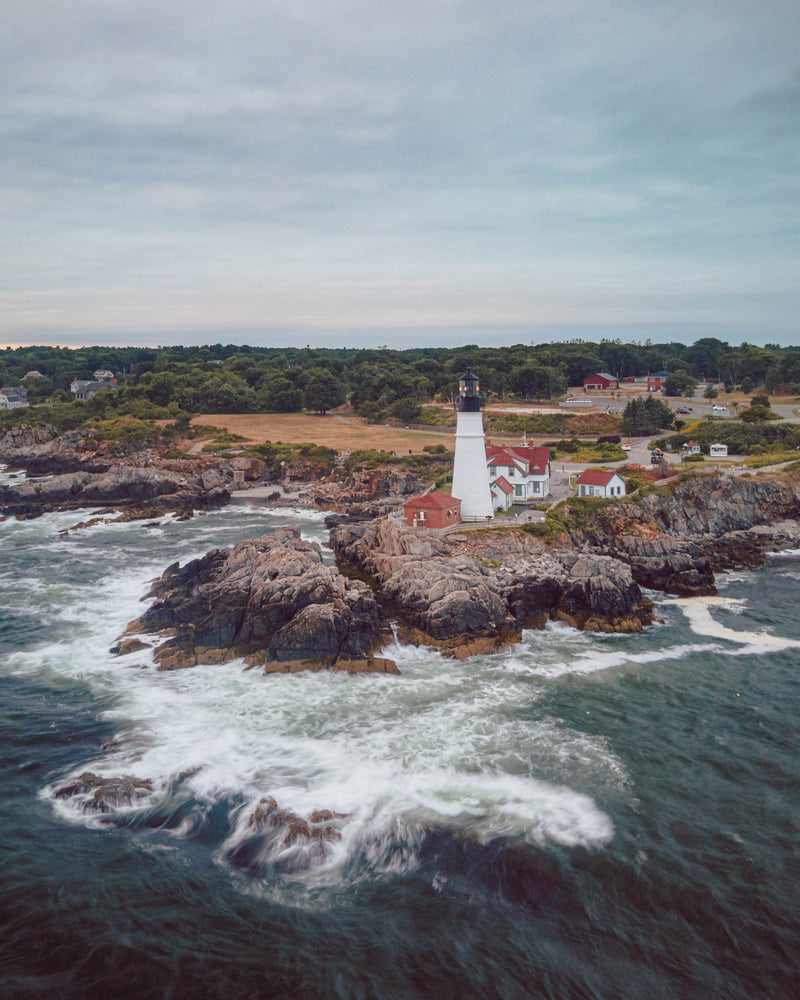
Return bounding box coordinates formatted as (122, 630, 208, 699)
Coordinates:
(490, 475, 514, 511)
(575, 469, 626, 498)
(486, 442, 551, 503)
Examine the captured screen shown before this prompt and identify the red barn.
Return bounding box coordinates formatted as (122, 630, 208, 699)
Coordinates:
(582, 372, 618, 390)
(403, 491, 461, 529)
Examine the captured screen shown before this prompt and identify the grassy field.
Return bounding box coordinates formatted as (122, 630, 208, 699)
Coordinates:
(191, 413, 455, 452)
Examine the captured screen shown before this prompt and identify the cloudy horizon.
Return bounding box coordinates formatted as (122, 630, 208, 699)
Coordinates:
(2, 1, 798, 349)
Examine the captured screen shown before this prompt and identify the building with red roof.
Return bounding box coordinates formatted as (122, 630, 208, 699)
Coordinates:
(489, 475, 514, 512)
(575, 469, 626, 499)
(583, 372, 619, 390)
(403, 491, 462, 530)
(486, 442, 551, 503)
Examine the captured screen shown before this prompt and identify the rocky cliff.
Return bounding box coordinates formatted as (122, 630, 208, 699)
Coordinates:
(0, 424, 267, 519)
(122, 525, 395, 674)
(333, 518, 653, 656)
(569, 472, 800, 594)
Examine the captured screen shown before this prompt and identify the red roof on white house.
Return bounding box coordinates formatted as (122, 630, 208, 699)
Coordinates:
(491, 475, 514, 495)
(404, 490, 461, 511)
(508, 445, 550, 472)
(485, 447, 526, 473)
(576, 469, 620, 487)
(486, 444, 550, 474)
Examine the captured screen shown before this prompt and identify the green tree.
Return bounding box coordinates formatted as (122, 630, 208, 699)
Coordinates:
(740, 405, 773, 423)
(622, 396, 675, 435)
(304, 370, 345, 414)
(510, 364, 566, 401)
(389, 397, 421, 424)
(662, 372, 697, 397)
(260, 378, 304, 412)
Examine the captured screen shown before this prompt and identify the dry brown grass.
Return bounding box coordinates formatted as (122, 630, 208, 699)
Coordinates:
(192, 413, 454, 452)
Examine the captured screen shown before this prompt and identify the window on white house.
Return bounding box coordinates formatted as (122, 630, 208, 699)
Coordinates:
(515, 485, 522, 497)
(507, 467, 514, 476)
(489, 466, 496, 476)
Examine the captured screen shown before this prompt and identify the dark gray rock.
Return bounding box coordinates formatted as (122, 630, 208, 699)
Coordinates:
(125, 525, 390, 672)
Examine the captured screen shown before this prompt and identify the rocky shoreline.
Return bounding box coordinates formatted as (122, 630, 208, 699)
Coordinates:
(0, 423, 425, 521)
(5, 423, 800, 670)
(120, 525, 396, 674)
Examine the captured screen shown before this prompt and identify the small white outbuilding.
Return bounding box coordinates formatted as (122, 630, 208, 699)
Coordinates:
(575, 469, 627, 498)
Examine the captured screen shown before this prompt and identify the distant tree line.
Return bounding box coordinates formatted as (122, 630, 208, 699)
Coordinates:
(2, 338, 800, 427)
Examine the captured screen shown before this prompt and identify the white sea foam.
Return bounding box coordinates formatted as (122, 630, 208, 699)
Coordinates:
(664, 595, 800, 652)
(5, 513, 625, 870)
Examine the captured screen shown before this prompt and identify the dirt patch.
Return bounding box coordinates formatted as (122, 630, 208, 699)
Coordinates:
(191, 413, 454, 453)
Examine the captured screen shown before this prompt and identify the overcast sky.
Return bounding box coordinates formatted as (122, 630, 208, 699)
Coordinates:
(1, 0, 798, 348)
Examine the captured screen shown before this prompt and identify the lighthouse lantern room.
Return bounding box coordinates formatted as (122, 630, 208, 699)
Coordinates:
(458, 368, 481, 410)
(450, 366, 493, 520)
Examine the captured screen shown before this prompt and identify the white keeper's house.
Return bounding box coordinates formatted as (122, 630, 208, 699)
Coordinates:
(575, 469, 626, 499)
(486, 443, 551, 504)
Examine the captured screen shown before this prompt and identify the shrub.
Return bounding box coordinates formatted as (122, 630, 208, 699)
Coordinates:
(417, 406, 456, 427)
(91, 417, 161, 443)
(246, 441, 337, 476)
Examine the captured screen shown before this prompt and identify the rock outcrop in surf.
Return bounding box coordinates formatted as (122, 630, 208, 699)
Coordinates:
(122, 525, 395, 674)
(333, 518, 653, 654)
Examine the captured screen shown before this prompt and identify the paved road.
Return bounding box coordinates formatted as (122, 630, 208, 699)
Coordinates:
(569, 391, 799, 423)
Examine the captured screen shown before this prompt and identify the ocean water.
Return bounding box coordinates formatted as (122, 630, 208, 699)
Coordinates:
(1, 482, 798, 999)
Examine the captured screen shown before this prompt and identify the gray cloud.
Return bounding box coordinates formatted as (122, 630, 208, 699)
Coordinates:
(1, 0, 798, 346)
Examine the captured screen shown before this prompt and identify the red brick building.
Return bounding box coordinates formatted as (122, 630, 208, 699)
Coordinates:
(403, 491, 461, 529)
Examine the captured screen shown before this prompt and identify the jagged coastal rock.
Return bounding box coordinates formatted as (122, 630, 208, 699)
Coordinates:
(54, 772, 155, 813)
(8, 418, 800, 662)
(0, 465, 231, 518)
(333, 518, 653, 654)
(565, 473, 800, 594)
(0, 424, 269, 519)
(123, 525, 395, 674)
(306, 467, 425, 519)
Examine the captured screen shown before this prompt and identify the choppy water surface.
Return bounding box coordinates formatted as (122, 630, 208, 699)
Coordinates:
(1, 498, 798, 998)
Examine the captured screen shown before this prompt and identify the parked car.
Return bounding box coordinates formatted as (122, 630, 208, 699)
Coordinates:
(621, 444, 632, 451)
(676, 406, 692, 414)
(712, 404, 726, 412)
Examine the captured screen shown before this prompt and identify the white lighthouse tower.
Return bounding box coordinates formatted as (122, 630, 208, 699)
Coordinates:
(451, 367, 493, 520)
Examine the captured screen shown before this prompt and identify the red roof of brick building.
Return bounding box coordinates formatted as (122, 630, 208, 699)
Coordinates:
(404, 490, 460, 510)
